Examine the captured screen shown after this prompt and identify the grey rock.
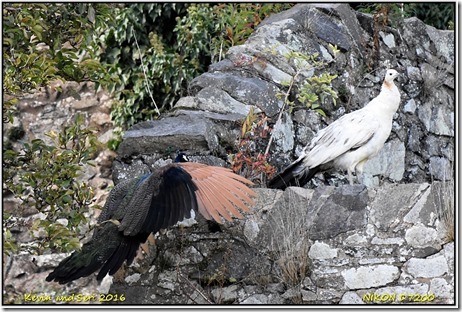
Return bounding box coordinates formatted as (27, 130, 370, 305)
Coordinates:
(194, 238, 272, 284)
(124, 273, 141, 285)
(339, 291, 365, 304)
(429, 157, 453, 181)
(260, 4, 341, 46)
(272, 112, 294, 153)
(316, 287, 343, 302)
(157, 271, 176, 291)
(281, 287, 303, 300)
(308, 242, 338, 260)
(443, 242, 454, 270)
(117, 114, 222, 158)
(405, 255, 449, 278)
(430, 278, 452, 298)
(301, 289, 317, 302)
(292, 107, 322, 126)
(183, 246, 203, 264)
(344, 233, 368, 246)
(243, 219, 260, 242)
(342, 265, 400, 289)
(112, 158, 151, 184)
(211, 284, 238, 303)
(186, 285, 212, 305)
(33, 253, 70, 269)
(306, 184, 368, 240)
(240, 294, 269, 304)
(254, 187, 311, 254)
(303, 7, 351, 51)
(195, 87, 255, 116)
(371, 237, 405, 246)
(407, 123, 423, 153)
(362, 139, 406, 187)
(425, 24, 455, 63)
(403, 99, 417, 113)
(379, 31, 396, 48)
(406, 66, 423, 81)
(402, 183, 431, 224)
(174, 107, 247, 123)
(265, 283, 285, 294)
(173, 95, 201, 110)
(405, 224, 439, 249)
(425, 135, 454, 160)
(310, 269, 347, 291)
(375, 283, 429, 296)
(293, 109, 322, 148)
(417, 97, 454, 137)
(189, 72, 283, 117)
(227, 46, 294, 84)
(369, 183, 424, 232)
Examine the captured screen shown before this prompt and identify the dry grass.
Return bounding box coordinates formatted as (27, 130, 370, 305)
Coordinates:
(436, 179, 455, 242)
(432, 164, 455, 242)
(269, 190, 310, 288)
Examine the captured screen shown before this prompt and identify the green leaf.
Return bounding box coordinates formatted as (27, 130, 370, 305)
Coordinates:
(88, 5, 96, 23)
(32, 24, 43, 40)
(315, 108, 327, 117)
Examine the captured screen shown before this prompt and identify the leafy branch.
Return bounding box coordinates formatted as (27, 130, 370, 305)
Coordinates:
(264, 49, 339, 155)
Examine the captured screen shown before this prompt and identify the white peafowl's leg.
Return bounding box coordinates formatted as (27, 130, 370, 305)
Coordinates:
(347, 168, 354, 185)
(355, 159, 368, 185)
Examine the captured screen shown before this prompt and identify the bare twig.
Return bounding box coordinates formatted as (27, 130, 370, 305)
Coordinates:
(133, 32, 160, 116)
(347, 67, 380, 107)
(176, 268, 213, 304)
(264, 70, 301, 156)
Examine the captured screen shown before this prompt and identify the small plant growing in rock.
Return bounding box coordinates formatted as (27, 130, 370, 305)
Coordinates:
(264, 48, 338, 156)
(432, 166, 455, 242)
(277, 50, 338, 116)
(3, 114, 101, 255)
(229, 107, 276, 184)
(269, 193, 310, 292)
(297, 72, 338, 117)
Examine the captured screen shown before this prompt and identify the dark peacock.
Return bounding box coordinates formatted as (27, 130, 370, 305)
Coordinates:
(46, 154, 257, 284)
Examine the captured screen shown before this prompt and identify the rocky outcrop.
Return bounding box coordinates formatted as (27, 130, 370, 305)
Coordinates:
(4, 80, 114, 147)
(115, 4, 454, 188)
(106, 3, 454, 305)
(107, 182, 453, 304)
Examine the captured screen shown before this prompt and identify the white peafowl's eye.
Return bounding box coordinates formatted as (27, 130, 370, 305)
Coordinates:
(182, 155, 189, 162)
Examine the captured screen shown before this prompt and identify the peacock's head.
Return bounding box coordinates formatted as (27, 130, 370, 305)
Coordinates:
(175, 152, 189, 163)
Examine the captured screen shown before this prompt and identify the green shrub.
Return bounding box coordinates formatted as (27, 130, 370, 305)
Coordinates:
(354, 3, 454, 30)
(2, 3, 112, 95)
(97, 3, 293, 149)
(3, 114, 101, 255)
(405, 3, 454, 30)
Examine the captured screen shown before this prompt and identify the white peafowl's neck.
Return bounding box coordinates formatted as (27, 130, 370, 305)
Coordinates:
(365, 79, 401, 117)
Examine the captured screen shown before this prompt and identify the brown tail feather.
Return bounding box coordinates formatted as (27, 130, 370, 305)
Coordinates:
(195, 178, 234, 222)
(207, 171, 256, 206)
(199, 177, 244, 219)
(180, 162, 256, 223)
(203, 175, 250, 213)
